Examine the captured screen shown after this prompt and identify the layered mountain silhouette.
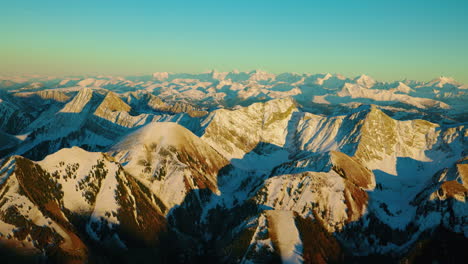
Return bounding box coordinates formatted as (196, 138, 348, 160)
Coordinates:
(0, 72, 466, 263)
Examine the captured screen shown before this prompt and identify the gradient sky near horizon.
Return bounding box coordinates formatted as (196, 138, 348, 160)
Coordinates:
(1, 0, 467, 82)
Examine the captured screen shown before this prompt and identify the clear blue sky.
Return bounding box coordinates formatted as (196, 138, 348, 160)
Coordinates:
(1, 0, 467, 82)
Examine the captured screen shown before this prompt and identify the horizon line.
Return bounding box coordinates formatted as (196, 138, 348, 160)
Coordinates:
(0, 70, 462, 84)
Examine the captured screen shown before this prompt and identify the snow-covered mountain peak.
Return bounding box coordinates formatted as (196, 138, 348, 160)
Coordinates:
(201, 96, 298, 160)
(0, 73, 466, 263)
(392, 82, 414, 93)
(210, 70, 229, 80)
(77, 78, 98, 87)
(113, 122, 198, 150)
(428, 76, 459, 88)
(39, 146, 104, 166)
(152, 72, 169, 81)
(315, 73, 333, 85)
(337, 81, 450, 109)
(248, 69, 276, 81)
(324, 72, 333, 79)
(355, 74, 376, 88)
(59, 88, 94, 113)
(95, 91, 131, 113)
(110, 121, 228, 209)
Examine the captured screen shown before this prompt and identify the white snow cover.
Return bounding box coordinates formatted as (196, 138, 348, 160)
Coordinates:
(337, 83, 450, 109)
(355, 74, 376, 88)
(39, 147, 105, 212)
(260, 171, 350, 232)
(0, 71, 466, 259)
(266, 210, 303, 264)
(60, 88, 94, 113)
(0, 163, 75, 248)
(3, 72, 465, 115)
(201, 97, 297, 160)
(87, 162, 121, 240)
(87, 163, 120, 227)
(111, 122, 225, 209)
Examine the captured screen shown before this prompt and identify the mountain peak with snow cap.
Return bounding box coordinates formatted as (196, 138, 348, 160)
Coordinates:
(355, 74, 376, 88)
(248, 69, 276, 81)
(427, 76, 460, 88)
(152, 72, 169, 81)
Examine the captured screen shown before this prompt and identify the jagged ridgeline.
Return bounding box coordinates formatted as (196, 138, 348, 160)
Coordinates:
(0, 73, 467, 263)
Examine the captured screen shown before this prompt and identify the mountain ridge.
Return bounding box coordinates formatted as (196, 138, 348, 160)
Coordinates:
(0, 74, 466, 263)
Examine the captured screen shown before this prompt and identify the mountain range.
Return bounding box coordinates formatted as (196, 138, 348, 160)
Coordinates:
(0, 71, 466, 263)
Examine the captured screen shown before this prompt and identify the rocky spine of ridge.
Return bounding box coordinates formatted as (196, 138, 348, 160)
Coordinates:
(14, 90, 71, 103)
(125, 91, 208, 117)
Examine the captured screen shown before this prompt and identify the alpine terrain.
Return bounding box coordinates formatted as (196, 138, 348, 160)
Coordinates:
(0, 71, 466, 263)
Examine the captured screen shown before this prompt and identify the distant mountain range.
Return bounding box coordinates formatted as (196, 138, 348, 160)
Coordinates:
(0, 72, 466, 263)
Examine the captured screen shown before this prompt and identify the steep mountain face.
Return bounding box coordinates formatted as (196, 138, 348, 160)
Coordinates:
(290, 105, 465, 175)
(111, 122, 229, 210)
(0, 93, 32, 134)
(0, 131, 20, 157)
(123, 90, 208, 117)
(414, 157, 468, 232)
(11, 88, 117, 159)
(0, 148, 167, 263)
(0, 73, 466, 263)
(355, 74, 376, 88)
(38, 148, 167, 247)
(200, 97, 298, 160)
(9, 88, 199, 160)
(255, 169, 368, 232)
(13, 90, 71, 104)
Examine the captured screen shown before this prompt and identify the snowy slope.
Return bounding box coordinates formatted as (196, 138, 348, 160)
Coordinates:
(111, 122, 228, 210)
(0, 73, 466, 263)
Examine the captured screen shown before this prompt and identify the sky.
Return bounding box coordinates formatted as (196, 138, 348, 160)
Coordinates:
(1, 0, 467, 82)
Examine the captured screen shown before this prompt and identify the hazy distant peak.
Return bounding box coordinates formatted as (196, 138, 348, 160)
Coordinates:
(152, 72, 170, 81)
(354, 74, 376, 88)
(428, 76, 460, 88)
